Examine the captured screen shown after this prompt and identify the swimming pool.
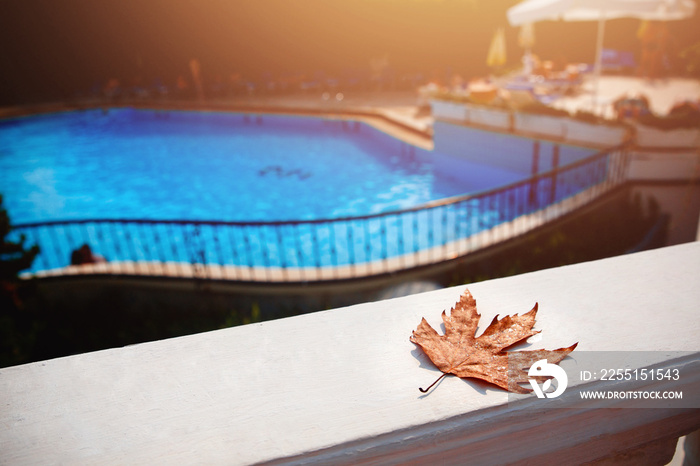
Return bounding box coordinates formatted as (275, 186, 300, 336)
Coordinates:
(3, 108, 608, 274)
(0, 108, 527, 224)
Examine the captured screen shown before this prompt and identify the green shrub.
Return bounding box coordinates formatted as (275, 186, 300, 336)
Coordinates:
(1, 194, 40, 367)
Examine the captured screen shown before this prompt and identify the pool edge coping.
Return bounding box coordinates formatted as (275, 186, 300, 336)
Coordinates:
(0, 99, 434, 150)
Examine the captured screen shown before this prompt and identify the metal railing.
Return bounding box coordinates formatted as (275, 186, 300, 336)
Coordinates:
(14, 146, 629, 281)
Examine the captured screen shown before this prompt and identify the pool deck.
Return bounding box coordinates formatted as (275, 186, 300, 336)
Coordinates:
(2, 74, 698, 150)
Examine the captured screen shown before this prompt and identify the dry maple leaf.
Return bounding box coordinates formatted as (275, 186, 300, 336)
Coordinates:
(410, 289, 577, 394)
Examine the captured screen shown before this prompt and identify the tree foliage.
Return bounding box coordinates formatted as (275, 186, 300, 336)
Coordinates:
(1, 194, 40, 367)
(1, 195, 39, 280)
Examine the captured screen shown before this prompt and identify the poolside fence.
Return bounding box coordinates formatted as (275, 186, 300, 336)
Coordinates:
(14, 146, 629, 281)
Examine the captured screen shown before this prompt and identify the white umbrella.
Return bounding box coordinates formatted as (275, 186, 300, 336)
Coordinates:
(507, 0, 696, 105)
(507, 0, 694, 24)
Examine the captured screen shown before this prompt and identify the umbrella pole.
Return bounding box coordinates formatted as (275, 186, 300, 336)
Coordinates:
(592, 12, 606, 112)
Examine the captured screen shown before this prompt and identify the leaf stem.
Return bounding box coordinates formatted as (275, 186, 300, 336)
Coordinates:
(419, 373, 447, 393)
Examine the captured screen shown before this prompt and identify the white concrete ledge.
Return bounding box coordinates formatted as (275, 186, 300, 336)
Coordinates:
(431, 99, 631, 149)
(2, 243, 699, 465)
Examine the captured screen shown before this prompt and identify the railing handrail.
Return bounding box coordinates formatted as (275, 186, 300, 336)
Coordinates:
(14, 144, 628, 230)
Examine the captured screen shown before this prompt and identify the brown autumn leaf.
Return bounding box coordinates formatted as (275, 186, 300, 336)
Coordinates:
(410, 289, 577, 394)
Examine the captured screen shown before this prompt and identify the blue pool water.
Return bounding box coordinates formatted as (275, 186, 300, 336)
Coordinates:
(2, 108, 605, 272)
(0, 109, 526, 224)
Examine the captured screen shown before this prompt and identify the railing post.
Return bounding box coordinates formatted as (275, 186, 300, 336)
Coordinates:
(440, 206, 448, 261)
(260, 225, 270, 281)
(380, 216, 388, 273)
(300, 223, 311, 280)
(363, 219, 371, 265)
(276, 226, 287, 281)
(398, 213, 406, 268)
(348, 221, 356, 277)
(228, 225, 241, 280)
(550, 144, 560, 204)
(528, 140, 540, 207)
(243, 225, 254, 277)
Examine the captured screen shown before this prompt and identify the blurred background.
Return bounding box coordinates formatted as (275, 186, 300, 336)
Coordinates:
(1, 0, 699, 368)
(2, 0, 699, 105)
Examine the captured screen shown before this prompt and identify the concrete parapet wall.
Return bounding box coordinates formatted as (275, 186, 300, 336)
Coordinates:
(628, 149, 700, 182)
(1, 243, 698, 464)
